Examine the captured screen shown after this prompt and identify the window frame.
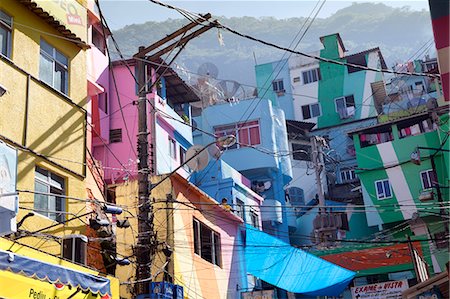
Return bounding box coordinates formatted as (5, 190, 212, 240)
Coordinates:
(272, 79, 284, 93)
(34, 166, 66, 222)
(301, 103, 321, 120)
(168, 136, 177, 159)
(340, 169, 356, 183)
(420, 169, 435, 191)
(250, 209, 259, 229)
(302, 68, 321, 84)
(0, 9, 13, 58)
(235, 199, 245, 220)
(214, 120, 261, 149)
(334, 95, 355, 112)
(193, 218, 222, 267)
(39, 39, 69, 95)
(375, 179, 393, 200)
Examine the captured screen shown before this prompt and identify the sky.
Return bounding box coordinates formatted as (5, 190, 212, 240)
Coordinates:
(101, 0, 430, 30)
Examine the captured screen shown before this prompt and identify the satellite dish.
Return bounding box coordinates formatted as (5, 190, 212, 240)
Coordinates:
(185, 145, 210, 171)
(198, 62, 219, 79)
(215, 80, 246, 102)
(208, 144, 222, 159)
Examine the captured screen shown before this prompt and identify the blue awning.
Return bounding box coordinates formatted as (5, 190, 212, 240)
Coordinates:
(0, 250, 111, 296)
(245, 225, 355, 296)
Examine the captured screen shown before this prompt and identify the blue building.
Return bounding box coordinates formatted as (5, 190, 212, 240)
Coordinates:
(192, 97, 294, 242)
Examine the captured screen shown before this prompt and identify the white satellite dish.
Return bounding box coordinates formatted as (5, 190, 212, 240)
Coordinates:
(208, 144, 222, 159)
(185, 145, 210, 171)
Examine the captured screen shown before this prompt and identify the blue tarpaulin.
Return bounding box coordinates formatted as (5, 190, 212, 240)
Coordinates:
(0, 250, 111, 296)
(245, 225, 355, 296)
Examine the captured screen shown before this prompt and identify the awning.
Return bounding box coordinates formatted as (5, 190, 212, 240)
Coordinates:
(245, 225, 355, 296)
(0, 250, 111, 296)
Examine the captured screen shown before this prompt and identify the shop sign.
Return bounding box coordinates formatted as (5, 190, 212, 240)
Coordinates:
(242, 289, 276, 299)
(0, 271, 102, 299)
(33, 0, 87, 42)
(351, 279, 409, 299)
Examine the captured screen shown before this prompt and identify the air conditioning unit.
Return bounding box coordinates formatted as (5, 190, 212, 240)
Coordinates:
(62, 235, 87, 265)
(418, 190, 434, 202)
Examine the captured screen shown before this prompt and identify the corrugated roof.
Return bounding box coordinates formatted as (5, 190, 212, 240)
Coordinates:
(344, 47, 388, 69)
(20, 0, 88, 49)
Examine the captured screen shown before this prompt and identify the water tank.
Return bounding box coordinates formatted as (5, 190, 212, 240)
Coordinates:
(260, 199, 283, 224)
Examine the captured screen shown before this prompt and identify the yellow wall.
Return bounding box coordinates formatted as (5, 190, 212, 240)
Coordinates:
(0, 238, 120, 299)
(114, 178, 173, 298)
(0, 0, 88, 260)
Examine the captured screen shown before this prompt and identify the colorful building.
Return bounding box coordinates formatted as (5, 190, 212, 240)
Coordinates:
(428, 0, 449, 101)
(92, 59, 200, 183)
(0, 0, 118, 297)
(255, 33, 386, 129)
(348, 106, 449, 275)
(192, 97, 294, 243)
(113, 174, 248, 299)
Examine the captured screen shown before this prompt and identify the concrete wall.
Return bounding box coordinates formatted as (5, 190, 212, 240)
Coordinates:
(0, 0, 89, 256)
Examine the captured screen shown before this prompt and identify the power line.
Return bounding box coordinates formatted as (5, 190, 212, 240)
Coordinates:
(147, 0, 439, 79)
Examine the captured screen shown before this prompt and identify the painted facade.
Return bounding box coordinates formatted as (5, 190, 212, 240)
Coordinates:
(428, 0, 449, 101)
(349, 107, 449, 274)
(92, 59, 199, 183)
(0, 0, 118, 297)
(114, 174, 248, 299)
(193, 98, 294, 242)
(255, 33, 386, 129)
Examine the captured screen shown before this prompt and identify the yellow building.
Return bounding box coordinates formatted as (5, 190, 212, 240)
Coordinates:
(0, 0, 118, 297)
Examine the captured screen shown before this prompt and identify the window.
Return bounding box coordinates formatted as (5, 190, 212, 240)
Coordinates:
(0, 10, 12, 58)
(335, 95, 355, 119)
(98, 92, 108, 114)
(375, 179, 392, 200)
(235, 199, 245, 220)
(302, 68, 321, 84)
(109, 129, 122, 143)
(91, 26, 106, 54)
(347, 54, 367, 74)
(169, 137, 177, 159)
(34, 167, 65, 222)
(293, 77, 300, 83)
(286, 187, 304, 204)
(215, 120, 261, 149)
(179, 146, 190, 171)
(39, 40, 69, 94)
(193, 219, 221, 266)
(420, 169, 436, 190)
(340, 169, 356, 183)
(272, 79, 284, 93)
(62, 235, 87, 265)
(250, 210, 259, 228)
(292, 143, 311, 161)
(301, 103, 321, 120)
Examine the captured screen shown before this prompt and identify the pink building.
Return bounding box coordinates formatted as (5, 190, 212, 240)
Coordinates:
(92, 59, 200, 184)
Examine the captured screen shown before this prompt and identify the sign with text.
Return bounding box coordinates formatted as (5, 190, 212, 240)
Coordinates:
(242, 289, 276, 299)
(351, 280, 409, 299)
(33, 0, 87, 42)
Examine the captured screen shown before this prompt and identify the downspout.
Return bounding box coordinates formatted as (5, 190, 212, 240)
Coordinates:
(22, 75, 30, 147)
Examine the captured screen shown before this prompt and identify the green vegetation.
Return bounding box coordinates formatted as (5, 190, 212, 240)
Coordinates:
(111, 3, 433, 86)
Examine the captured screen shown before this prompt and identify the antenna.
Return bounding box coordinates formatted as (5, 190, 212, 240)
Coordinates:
(185, 145, 210, 171)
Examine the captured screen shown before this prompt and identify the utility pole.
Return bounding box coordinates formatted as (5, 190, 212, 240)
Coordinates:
(311, 136, 325, 213)
(133, 14, 214, 296)
(135, 47, 153, 295)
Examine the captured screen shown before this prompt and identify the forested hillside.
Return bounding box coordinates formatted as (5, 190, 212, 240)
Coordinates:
(111, 3, 434, 86)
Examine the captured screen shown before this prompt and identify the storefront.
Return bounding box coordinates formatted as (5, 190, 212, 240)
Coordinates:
(0, 240, 119, 299)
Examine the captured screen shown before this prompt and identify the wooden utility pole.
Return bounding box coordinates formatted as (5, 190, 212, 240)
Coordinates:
(133, 14, 214, 296)
(135, 47, 152, 295)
